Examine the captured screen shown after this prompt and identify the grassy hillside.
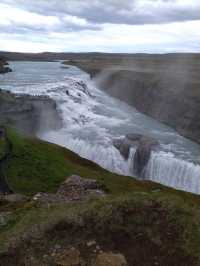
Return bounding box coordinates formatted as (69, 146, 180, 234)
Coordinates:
(1, 129, 200, 265)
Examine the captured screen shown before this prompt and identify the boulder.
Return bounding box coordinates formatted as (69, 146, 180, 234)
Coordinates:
(95, 252, 127, 266)
(33, 175, 105, 205)
(57, 175, 105, 201)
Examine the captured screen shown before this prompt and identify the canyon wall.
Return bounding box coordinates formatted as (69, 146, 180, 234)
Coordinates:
(65, 54, 200, 144)
(0, 90, 62, 136)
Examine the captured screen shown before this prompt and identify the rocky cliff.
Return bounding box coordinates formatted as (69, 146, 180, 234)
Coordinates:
(0, 90, 62, 136)
(97, 69, 200, 144)
(65, 54, 200, 144)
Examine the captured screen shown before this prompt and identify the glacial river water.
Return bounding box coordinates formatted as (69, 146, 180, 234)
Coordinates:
(1, 61, 200, 194)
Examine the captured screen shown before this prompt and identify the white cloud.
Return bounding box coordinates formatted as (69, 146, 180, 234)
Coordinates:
(63, 15, 88, 27)
(0, 3, 60, 29)
(1, 20, 199, 53)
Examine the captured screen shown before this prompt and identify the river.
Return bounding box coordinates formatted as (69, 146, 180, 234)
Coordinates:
(1, 61, 200, 194)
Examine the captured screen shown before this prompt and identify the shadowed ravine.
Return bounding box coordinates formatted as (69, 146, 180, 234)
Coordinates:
(1, 61, 200, 194)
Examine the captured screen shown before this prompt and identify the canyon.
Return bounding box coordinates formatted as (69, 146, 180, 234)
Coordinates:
(63, 53, 200, 144)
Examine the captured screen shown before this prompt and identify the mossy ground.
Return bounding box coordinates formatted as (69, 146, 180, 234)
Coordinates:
(1, 129, 200, 265)
(1, 194, 200, 265)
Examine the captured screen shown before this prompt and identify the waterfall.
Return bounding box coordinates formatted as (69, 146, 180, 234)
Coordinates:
(41, 131, 131, 176)
(3, 61, 200, 196)
(128, 149, 200, 194)
(65, 138, 130, 175)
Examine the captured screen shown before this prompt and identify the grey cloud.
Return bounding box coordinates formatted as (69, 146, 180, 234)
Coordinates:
(1, 0, 200, 26)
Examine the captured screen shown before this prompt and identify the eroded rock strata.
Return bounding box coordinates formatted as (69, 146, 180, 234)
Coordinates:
(0, 90, 62, 136)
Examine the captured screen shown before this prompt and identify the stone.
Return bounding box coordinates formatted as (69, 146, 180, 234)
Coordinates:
(55, 244, 62, 250)
(95, 252, 127, 266)
(0, 212, 11, 226)
(86, 240, 96, 247)
(32, 176, 105, 206)
(57, 175, 105, 201)
(32, 192, 66, 206)
(55, 247, 80, 266)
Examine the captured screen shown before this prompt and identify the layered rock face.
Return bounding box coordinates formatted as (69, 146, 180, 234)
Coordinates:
(66, 54, 200, 144)
(0, 90, 62, 136)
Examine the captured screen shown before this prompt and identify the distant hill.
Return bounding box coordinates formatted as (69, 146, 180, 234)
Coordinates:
(1, 50, 200, 61)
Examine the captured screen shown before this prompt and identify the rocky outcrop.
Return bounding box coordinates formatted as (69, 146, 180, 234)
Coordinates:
(133, 136, 158, 177)
(0, 90, 62, 136)
(114, 134, 158, 178)
(0, 59, 12, 74)
(33, 175, 105, 205)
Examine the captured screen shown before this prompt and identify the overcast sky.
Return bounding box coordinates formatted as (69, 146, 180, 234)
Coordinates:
(0, 0, 200, 53)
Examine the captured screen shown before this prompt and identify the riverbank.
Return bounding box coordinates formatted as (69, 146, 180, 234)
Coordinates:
(63, 54, 200, 144)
